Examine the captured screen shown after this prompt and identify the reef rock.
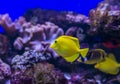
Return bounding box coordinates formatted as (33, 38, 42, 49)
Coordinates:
(0, 34, 9, 56)
(89, 0, 120, 40)
(24, 9, 90, 31)
(12, 50, 54, 71)
(0, 59, 11, 80)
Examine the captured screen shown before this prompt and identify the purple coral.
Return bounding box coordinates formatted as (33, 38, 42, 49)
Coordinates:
(34, 63, 68, 84)
(66, 12, 90, 24)
(11, 70, 34, 84)
(12, 50, 53, 71)
(24, 9, 90, 32)
(88, 0, 120, 40)
(0, 59, 11, 80)
(13, 21, 64, 52)
(65, 27, 86, 42)
(0, 14, 19, 38)
(11, 63, 68, 84)
(0, 34, 9, 56)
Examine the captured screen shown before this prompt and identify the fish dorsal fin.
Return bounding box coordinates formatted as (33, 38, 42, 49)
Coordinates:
(108, 53, 116, 61)
(61, 35, 80, 48)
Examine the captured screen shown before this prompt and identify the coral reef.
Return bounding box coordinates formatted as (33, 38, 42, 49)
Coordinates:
(11, 63, 68, 84)
(65, 27, 86, 42)
(24, 9, 90, 31)
(0, 59, 11, 80)
(14, 21, 64, 51)
(12, 50, 53, 71)
(0, 13, 63, 52)
(0, 34, 9, 56)
(89, 0, 120, 40)
(0, 14, 22, 38)
(11, 70, 34, 84)
(0, 0, 120, 83)
(34, 63, 67, 84)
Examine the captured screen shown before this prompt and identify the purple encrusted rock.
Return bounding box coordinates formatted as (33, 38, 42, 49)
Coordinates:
(0, 34, 9, 56)
(0, 59, 11, 80)
(88, 0, 120, 40)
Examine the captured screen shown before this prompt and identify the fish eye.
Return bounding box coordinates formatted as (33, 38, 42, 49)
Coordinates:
(55, 40, 57, 43)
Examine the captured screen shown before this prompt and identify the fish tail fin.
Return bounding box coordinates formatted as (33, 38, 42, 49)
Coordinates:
(79, 48, 89, 58)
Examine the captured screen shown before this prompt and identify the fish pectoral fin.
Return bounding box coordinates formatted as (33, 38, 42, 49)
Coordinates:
(79, 48, 89, 58)
(64, 54, 79, 62)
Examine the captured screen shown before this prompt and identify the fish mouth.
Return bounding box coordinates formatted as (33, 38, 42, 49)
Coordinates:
(50, 44, 53, 48)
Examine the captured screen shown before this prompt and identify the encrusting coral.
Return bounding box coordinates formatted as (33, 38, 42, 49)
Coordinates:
(10, 69, 34, 84)
(12, 50, 54, 71)
(0, 1, 120, 83)
(11, 63, 68, 84)
(0, 34, 9, 56)
(88, 0, 120, 40)
(34, 63, 68, 84)
(0, 59, 11, 80)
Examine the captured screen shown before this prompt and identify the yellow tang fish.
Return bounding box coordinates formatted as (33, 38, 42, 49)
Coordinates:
(94, 53, 120, 75)
(50, 35, 89, 62)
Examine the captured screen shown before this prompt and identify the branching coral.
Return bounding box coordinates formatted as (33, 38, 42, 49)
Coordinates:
(0, 14, 63, 53)
(0, 34, 9, 56)
(89, 0, 120, 40)
(0, 13, 62, 64)
(0, 14, 21, 38)
(0, 59, 11, 80)
(65, 27, 86, 42)
(13, 21, 64, 52)
(24, 9, 90, 31)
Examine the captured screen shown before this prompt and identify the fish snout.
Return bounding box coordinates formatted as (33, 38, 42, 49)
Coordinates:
(50, 44, 54, 49)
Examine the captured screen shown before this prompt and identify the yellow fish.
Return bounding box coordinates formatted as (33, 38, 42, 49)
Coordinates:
(77, 49, 107, 64)
(50, 35, 89, 62)
(94, 53, 120, 75)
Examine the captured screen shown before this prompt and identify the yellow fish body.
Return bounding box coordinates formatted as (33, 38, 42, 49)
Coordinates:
(94, 53, 120, 75)
(50, 35, 89, 62)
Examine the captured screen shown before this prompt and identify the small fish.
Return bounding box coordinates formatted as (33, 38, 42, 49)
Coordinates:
(50, 35, 89, 62)
(94, 53, 120, 75)
(77, 49, 107, 64)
